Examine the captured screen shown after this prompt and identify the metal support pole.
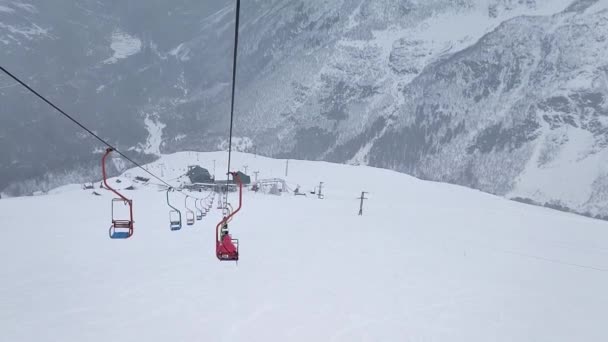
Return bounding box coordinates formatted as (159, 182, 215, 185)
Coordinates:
(285, 159, 289, 177)
(358, 191, 368, 216)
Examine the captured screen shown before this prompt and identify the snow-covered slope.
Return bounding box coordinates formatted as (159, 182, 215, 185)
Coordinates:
(1, 152, 607, 341)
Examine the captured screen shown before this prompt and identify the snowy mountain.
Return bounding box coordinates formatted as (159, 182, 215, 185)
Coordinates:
(2, 0, 608, 219)
(1, 152, 607, 341)
(0, 0, 229, 192)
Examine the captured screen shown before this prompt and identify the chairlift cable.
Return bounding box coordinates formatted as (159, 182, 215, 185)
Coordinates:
(0, 65, 205, 201)
(215, 0, 242, 262)
(225, 0, 241, 194)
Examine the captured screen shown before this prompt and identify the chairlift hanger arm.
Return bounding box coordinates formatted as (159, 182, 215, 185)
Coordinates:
(102, 148, 129, 202)
(185, 195, 191, 210)
(215, 173, 242, 231)
(166, 188, 180, 211)
(225, 172, 243, 219)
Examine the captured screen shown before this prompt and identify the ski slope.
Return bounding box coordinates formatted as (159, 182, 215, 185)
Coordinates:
(1, 152, 608, 341)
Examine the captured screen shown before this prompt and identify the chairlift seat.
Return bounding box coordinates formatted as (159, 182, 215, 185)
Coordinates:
(170, 221, 182, 231)
(110, 231, 132, 239)
(186, 211, 195, 225)
(217, 236, 239, 261)
(112, 220, 132, 228)
(109, 222, 133, 239)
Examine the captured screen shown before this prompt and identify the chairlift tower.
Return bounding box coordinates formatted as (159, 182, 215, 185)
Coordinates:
(318, 182, 324, 199)
(358, 191, 369, 216)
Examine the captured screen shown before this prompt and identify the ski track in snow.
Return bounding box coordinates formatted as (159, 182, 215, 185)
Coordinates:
(0, 152, 607, 341)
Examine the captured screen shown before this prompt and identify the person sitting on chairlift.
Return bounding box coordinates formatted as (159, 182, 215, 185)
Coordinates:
(221, 223, 229, 238)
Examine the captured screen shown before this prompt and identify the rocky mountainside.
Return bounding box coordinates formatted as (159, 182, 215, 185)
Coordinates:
(2, 0, 608, 218)
(0, 0, 228, 192)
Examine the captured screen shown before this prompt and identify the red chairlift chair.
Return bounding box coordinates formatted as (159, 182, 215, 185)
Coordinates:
(102, 148, 134, 239)
(215, 172, 242, 262)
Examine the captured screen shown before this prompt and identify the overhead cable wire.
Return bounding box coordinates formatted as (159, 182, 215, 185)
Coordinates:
(226, 0, 241, 183)
(223, 0, 241, 208)
(0, 65, 207, 200)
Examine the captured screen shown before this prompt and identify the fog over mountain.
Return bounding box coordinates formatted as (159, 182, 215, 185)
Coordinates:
(2, 0, 608, 218)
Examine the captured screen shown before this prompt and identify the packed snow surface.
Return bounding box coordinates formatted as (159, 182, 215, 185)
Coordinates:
(1, 152, 607, 341)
